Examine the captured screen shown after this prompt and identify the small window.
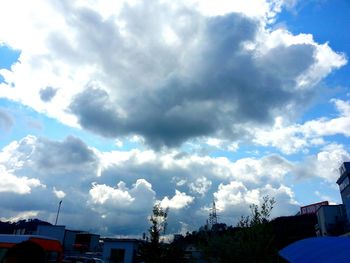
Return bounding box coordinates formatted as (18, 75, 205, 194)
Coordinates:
(340, 176, 350, 191)
(110, 249, 125, 263)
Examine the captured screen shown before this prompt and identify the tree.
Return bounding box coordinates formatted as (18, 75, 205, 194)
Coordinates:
(234, 195, 277, 263)
(192, 196, 278, 263)
(149, 203, 168, 246)
(238, 195, 276, 227)
(139, 203, 169, 263)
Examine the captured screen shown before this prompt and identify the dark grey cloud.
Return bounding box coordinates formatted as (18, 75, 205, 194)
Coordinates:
(0, 188, 54, 213)
(39, 86, 57, 102)
(2, 135, 99, 189)
(0, 109, 14, 131)
(44, 1, 320, 148)
(33, 136, 97, 170)
(69, 13, 316, 148)
(69, 87, 123, 138)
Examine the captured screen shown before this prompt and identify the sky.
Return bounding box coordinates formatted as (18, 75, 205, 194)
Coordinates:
(0, 0, 350, 237)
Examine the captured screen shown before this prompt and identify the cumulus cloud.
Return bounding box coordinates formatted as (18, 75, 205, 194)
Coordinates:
(89, 182, 134, 206)
(252, 99, 350, 154)
(87, 179, 157, 234)
(0, 165, 43, 194)
(293, 143, 350, 182)
(0, 0, 346, 148)
(228, 154, 293, 186)
(89, 179, 155, 212)
(0, 134, 347, 234)
(214, 181, 298, 221)
(96, 146, 302, 229)
(160, 190, 194, 210)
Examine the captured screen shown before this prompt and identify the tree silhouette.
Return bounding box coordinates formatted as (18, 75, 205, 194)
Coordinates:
(139, 203, 169, 263)
(238, 195, 276, 227)
(149, 203, 168, 247)
(186, 196, 279, 263)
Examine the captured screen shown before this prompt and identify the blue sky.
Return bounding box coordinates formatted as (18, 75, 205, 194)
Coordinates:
(0, 0, 350, 236)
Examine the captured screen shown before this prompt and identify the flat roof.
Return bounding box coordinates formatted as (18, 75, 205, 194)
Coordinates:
(0, 234, 60, 243)
(102, 238, 141, 243)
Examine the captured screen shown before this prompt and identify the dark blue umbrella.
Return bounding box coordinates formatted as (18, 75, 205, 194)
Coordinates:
(279, 237, 350, 262)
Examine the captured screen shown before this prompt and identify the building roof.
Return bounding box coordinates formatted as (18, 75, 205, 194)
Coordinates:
(101, 238, 141, 243)
(76, 232, 100, 237)
(0, 234, 60, 243)
(279, 237, 350, 263)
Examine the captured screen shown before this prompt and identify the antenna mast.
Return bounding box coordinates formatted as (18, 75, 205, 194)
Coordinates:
(208, 200, 218, 228)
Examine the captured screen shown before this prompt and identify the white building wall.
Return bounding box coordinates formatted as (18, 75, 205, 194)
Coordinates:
(102, 240, 138, 263)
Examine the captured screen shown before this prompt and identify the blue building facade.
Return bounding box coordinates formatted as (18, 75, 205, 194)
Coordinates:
(336, 162, 350, 222)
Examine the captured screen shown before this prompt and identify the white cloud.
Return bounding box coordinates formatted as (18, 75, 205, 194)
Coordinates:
(214, 181, 298, 220)
(252, 116, 309, 154)
(214, 181, 250, 210)
(89, 179, 155, 212)
(53, 187, 66, 199)
(256, 29, 346, 90)
(189, 177, 212, 196)
(293, 143, 350, 182)
(0, 211, 39, 222)
(0, 165, 43, 194)
(160, 190, 194, 210)
(0, 135, 37, 170)
(228, 154, 293, 185)
(89, 182, 135, 206)
(303, 99, 350, 138)
(253, 99, 350, 154)
(204, 138, 239, 152)
(187, 0, 297, 22)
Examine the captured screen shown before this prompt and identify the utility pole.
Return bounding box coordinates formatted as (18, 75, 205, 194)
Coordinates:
(55, 200, 62, 225)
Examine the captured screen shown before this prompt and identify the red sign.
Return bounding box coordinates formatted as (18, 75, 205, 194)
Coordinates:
(300, 201, 329, 215)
